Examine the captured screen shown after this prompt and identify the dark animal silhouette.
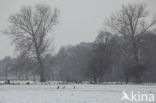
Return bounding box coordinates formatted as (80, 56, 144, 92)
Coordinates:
(63, 86, 65, 89)
(5, 80, 10, 84)
(73, 86, 76, 89)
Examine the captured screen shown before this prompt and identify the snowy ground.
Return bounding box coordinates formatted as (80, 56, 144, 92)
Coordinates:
(0, 84, 155, 103)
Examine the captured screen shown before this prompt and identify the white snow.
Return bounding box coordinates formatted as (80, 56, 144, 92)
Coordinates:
(0, 84, 155, 103)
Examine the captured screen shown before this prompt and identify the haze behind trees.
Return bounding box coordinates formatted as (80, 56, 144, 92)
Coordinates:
(0, 3, 156, 83)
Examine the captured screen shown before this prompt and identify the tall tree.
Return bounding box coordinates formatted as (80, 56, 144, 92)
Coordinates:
(5, 4, 59, 82)
(106, 3, 156, 64)
(86, 31, 115, 83)
(106, 3, 156, 83)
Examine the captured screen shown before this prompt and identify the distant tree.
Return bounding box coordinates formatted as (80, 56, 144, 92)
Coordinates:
(138, 32, 156, 82)
(106, 3, 156, 83)
(52, 43, 93, 82)
(121, 56, 148, 83)
(12, 52, 36, 80)
(0, 56, 13, 80)
(5, 4, 59, 82)
(107, 3, 156, 64)
(43, 54, 55, 80)
(86, 31, 115, 83)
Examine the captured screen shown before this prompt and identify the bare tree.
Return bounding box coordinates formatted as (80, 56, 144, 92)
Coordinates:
(106, 3, 156, 64)
(106, 3, 156, 83)
(86, 31, 115, 83)
(11, 51, 35, 80)
(0, 57, 13, 81)
(5, 4, 59, 82)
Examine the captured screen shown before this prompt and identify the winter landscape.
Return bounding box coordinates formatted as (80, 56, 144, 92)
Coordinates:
(0, 0, 156, 103)
(0, 83, 156, 103)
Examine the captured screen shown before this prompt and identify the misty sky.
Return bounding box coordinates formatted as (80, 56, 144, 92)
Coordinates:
(0, 0, 156, 60)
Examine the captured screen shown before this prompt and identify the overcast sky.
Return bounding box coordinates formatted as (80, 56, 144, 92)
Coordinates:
(0, 0, 156, 60)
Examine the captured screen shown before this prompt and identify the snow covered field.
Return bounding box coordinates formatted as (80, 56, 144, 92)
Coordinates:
(0, 84, 155, 103)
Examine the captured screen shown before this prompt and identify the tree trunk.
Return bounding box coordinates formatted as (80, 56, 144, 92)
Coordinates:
(36, 50, 46, 82)
(39, 58, 45, 82)
(125, 74, 129, 84)
(93, 77, 97, 84)
(5, 68, 8, 81)
(132, 39, 139, 64)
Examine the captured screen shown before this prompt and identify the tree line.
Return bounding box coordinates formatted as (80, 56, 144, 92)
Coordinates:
(0, 3, 156, 83)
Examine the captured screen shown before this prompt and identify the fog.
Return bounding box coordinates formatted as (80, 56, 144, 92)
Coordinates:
(0, 0, 156, 60)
